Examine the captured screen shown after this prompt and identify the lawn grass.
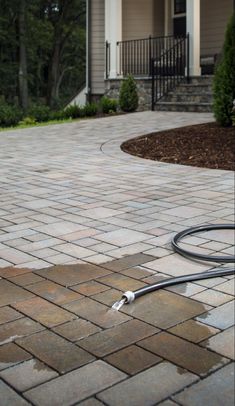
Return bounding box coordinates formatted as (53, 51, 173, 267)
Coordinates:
(0, 117, 77, 132)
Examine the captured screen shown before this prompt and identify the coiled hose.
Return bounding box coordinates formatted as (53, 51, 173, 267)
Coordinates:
(113, 224, 235, 307)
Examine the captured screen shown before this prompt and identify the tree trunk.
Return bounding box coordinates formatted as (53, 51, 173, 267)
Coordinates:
(18, 0, 28, 110)
(47, 38, 62, 108)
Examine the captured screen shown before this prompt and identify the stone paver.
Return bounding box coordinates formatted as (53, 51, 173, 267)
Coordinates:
(173, 363, 234, 406)
(17, 330, 95, 373)
(24, 360, 126, 405)
(0, 112, 234, 404)
(98, 361, 198, 405)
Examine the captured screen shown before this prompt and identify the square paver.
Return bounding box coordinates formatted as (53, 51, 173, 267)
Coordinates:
(104, 345, 162, 375)
(24, 360, 126, 405)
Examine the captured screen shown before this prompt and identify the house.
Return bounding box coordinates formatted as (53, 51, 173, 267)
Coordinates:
(85, 0, 234, 111)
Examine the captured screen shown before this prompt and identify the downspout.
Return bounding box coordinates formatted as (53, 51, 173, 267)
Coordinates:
(86, 0, 92, 103)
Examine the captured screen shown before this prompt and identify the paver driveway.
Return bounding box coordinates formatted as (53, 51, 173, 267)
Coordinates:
(0, 111, 234, 405)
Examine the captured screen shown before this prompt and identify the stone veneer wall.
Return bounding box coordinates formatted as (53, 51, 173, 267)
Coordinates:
(104, 78, 152, 111)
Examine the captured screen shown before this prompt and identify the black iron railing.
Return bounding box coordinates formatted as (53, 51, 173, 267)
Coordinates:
(117, 35, 187, 77)
(152, 34, 189, 110)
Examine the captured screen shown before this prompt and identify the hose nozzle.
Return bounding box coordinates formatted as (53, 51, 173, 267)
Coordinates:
(122, 291, 135, 304)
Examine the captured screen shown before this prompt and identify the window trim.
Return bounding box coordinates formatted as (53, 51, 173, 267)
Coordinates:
(172, 0, 186, 18)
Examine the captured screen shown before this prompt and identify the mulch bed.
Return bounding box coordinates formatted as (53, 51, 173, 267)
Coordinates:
(121, 122, 235, 171)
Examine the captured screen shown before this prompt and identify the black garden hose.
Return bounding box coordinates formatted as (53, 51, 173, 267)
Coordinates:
(113, 224, 235, 307)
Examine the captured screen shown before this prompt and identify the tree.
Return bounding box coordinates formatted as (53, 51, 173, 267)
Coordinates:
(18, 0, 28, 110)
(213, 12, 235, 126)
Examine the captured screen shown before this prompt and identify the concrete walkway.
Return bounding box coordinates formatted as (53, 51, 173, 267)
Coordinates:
(0, 112, 234, 405)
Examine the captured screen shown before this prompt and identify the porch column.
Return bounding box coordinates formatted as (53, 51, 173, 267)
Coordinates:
(105, 0, 122, 78)
(186, 0, 201, 76)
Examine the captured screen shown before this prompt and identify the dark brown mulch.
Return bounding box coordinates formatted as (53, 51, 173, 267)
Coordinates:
(121, 122, 235, 171)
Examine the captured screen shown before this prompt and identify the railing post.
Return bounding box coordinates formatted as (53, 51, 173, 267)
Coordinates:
(151, 58, 155, 111)
(105, 41, 109, 79)
(186, 33, 190, 83)
(149, 35, 152, 76)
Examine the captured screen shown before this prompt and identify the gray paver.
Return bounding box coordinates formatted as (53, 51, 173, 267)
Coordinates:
(24, 360, 126, 405)
(173, 363, 235, 406)
(98, 361, 198, 406)
(0, 380, 30, 406)
(196, 300, 235, 329)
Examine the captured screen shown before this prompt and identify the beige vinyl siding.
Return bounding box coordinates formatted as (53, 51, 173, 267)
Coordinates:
(122, 0, 154, 40)
(90, 0, 105, 94)
(201, 0, 233, 56)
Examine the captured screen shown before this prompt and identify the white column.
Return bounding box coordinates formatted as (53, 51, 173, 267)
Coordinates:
(164, 0, 169, 37)
(186, 0, 201, 76)
(105, 0, 122, 78)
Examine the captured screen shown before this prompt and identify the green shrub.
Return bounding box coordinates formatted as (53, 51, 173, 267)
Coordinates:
(100, 97, 118, 114)
(119, 74, 138, 112)
(83, 102, 98, 117)
(19, 117, 37, 126)
(213, 12, 235, 126)
(49, 110, 65, 121)
(27, 104, 51, 122)
(0, 103, 23, 127)
(63, 104, 80, 119)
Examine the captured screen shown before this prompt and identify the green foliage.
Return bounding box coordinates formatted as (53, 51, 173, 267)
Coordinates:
(19, 116, 37, 126)
(0, 103, 23, 127)
(27, 104, 51, 122)
(119, 75, 138, 113)
(83, 103, 98, 117)
(63, 104, 80, 119)
(213, 12, 235, 127)
(100, 97, 118, 114)
(0, 0, 86, 108)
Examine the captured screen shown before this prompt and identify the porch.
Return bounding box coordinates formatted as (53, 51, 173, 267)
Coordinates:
(105, 0, 233, 80)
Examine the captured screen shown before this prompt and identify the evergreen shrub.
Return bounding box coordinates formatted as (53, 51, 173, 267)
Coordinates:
(213, 12, 235, 126)
(119, 74, 138, 112)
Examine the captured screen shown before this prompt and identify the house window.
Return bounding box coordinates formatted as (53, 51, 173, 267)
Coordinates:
(174, 0, 186, 15)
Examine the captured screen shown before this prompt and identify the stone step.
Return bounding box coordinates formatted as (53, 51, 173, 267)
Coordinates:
(163, 92, 213, 103)
(176, 84, 212, 93)
(187, 75, 214, 85)
(155, 102, 213, 113)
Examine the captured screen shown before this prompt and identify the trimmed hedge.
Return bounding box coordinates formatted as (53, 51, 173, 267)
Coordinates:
(213, 12, 235, 127)
(100, 97, 118, 114)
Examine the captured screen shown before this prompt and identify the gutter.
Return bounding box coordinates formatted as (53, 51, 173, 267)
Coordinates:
(86, 0, 92, 103)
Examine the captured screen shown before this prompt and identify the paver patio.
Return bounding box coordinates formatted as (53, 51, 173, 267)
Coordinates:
(0, 111, 234, 405)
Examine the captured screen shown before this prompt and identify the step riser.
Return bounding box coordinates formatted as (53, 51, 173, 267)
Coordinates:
(164, 95, 213, 103)
(175, 85, 212, 93)
(155, 104, 213, 113)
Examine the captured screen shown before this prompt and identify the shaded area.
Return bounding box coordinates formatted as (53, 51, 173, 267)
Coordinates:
(121, 123, 235, 170)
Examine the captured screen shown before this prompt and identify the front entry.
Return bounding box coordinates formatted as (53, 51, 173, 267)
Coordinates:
(173, 0, 186, 36)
